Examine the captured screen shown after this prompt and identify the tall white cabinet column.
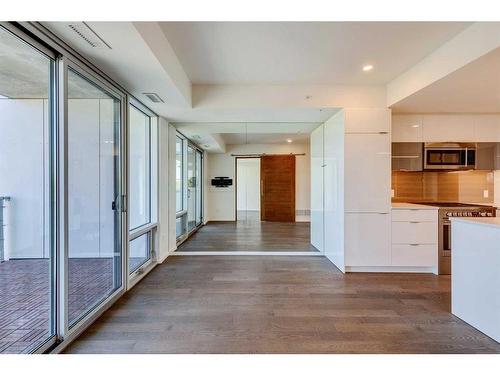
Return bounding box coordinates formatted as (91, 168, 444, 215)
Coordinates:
(311, 108, 391, 272)
(344, 109, 392, 269)
(310, 124, 324, 252)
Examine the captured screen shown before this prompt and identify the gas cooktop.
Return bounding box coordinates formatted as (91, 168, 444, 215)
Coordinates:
(409, 201, 493, 208)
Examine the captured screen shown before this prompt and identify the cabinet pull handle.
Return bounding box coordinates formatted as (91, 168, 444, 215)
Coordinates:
(409, 244, 420, 246)
(409, 221, 420, 224)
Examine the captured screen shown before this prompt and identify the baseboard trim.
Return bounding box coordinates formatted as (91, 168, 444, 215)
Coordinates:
(345, 266, 438, 274)
(170, 251, 323, 256)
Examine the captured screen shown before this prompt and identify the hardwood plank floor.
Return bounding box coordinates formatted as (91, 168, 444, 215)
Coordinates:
(177, 216, 318, 252)
(64, 256, 500, 354)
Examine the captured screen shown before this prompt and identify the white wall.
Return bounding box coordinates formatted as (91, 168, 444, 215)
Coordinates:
(157, 118, 174, 261)
(0, 99, 49, 259)
(68, 99, 115, 258)
(0, 98, 120, 259)
(206, 142, 310, 222)
(167, 123, 178, 254)
(236, 158, 260, 211)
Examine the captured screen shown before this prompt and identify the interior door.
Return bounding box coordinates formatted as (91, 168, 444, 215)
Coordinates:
(260, 155, 295, 222)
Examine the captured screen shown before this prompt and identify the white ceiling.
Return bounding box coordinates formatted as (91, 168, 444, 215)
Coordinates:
(174, 121, 320, 134)
(160, 22, 470, 85)
(221, 133, 309, 145)
(174, 122, 319, 153)
(391, 46, 500, 113)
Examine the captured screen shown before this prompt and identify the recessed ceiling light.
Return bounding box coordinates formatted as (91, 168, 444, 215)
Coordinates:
(411, 124, 420, 128)
(286, 139, 293, 143)
(362, 65, 374, 72)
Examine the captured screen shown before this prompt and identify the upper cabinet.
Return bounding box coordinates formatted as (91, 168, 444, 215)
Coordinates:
(345, 108, 391, 133)
(393, 114, 500, 143)
(345, 133, 391, 213)
(392, 114, 423, 142)
(422, 115, 475, 142)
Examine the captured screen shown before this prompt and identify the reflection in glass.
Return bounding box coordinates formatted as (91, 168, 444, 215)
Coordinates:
(195, 150, 203, 226)
(129, 234, 149, 273)
(187, 145, 196, 231)
(0, 27, 55, 353)
(129, 106, 151, 230)
(67, 68, 122, 325)
(175, 137, 183, 212)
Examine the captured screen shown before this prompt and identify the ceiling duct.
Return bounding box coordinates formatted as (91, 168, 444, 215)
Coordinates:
(67, 22, 111, 49)
(143, 93, 165, 103)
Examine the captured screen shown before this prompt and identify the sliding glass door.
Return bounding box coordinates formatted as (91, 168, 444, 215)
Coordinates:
(0, 26, 57, 353)
(176, 135, 203, 242)
(67, 66, 123, 326)
(187, 144, 203, 233)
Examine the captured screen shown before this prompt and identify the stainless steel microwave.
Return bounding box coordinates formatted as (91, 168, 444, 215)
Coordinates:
(424, 143, 476, 170)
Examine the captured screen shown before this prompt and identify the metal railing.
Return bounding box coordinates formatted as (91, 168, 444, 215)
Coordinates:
(0, 196, 10, 262)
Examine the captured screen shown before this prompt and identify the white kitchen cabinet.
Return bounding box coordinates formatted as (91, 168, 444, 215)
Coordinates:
(345, 133, 391, 213)
(422, 114, 475, 142)
(345, 108, 391, 133)
(310, 124, 324, 252)
(323, 111, 345, 271)
(392, 244, 436, 267)
(390, 207, 438, 271)
(391, 221, 438, 244)
(391, 208, 436, 222)
(474, 115, 500, 142)
(345, 213, 391, 266)
(392, 114, 423, 142)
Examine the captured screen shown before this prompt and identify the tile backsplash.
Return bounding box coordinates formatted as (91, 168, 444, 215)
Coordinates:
(392, 170, 494, 203)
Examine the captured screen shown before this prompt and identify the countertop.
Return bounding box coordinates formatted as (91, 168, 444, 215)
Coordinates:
(451, 217, 500, 229)
(391, 202, 439, 210)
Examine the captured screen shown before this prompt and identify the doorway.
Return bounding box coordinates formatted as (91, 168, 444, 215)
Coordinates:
(236, 157, 261, 222)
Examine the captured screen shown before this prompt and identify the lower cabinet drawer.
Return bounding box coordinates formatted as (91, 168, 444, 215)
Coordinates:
(391, 244, 437, 267)
(391, 221, 437, 244)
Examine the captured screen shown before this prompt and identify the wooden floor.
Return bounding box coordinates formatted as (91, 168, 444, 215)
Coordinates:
(0, 257, 143, 353)
(177, 213, 318, 252)
(65, 256, 500, 354)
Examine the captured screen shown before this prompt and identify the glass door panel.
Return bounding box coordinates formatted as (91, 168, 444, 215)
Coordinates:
(129, 106, 151, 231)
(0, 27, 56, 353)
(187, 145, 196, 232)
(67, 67, 122, 326)
(195, 150, 203, 226)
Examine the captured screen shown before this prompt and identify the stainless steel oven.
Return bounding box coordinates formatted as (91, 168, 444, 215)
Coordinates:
(424, 143, 476, 170)
(437, 204, 495, 274)
(412, 202, 496, 275)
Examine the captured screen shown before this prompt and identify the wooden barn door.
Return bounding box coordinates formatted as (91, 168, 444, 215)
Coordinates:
(260, 155, 296, 222)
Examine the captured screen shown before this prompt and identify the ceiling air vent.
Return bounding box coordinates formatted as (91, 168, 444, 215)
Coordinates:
(67, 22, 111, 49)
(143, 93, 165, 103)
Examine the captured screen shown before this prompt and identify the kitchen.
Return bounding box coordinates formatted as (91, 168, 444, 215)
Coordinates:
(391, 113, 500, 343)
(391, 113, 500, 275)
(309, 44, 500, 345)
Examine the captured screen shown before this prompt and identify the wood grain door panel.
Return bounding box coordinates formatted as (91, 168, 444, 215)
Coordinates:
(260, 155, 295, 222)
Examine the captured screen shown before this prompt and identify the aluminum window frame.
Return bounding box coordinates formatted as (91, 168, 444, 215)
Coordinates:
(176, 134, 205, 244)
(2, 21, 162, 354)
(0, 22, 60, 354)
(127, 98, 158, 278)
(64, 58, 128, 332)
